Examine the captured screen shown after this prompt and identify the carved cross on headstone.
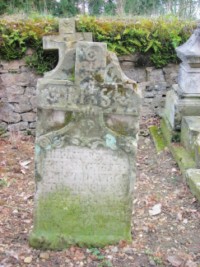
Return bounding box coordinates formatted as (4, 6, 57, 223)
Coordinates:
(43, 18, 92, 80)
(43, 18, 92, 54)
(30, 19, 141, 249)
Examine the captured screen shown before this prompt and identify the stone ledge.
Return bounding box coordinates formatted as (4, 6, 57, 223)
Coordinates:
(159, 118, 200, 202)
(186, 169, 200, 202)
(149, 125, 167, 152)
(181, 116, 200, 159)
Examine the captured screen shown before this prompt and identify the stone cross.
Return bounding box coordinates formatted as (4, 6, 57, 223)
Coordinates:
(43, 18, 92, 80)
(30, 18, 141, 249)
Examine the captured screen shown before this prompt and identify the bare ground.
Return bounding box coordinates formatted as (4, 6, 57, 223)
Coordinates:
(0, 115, 200, 267)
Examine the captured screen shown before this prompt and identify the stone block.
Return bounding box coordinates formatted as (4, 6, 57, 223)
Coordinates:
(0, 122, 7, 134)
(21, 112, 36, 122)
(8, 121, 28, 132)
(29, 122, 36, 129)
(6, 85, 25, 95)
(120, 61, 135, 68)
(7, 94, 29, 103)
(13, 103, 32, 113)
(30, 96, 37, 109)
(123, 68, 146, 83)
(163, 64, 179, 75)
(25, 87, 36, 96)
(164, 86, 200, 130)
(118, 55, 138, 62)
(1, 72, 37, 87)
(186, 169, 200, 202)
(181, 116, 200, 158)
(146, 68, 165, 83)
(1, 59, 26, 71)
(0, 103, 21, 123)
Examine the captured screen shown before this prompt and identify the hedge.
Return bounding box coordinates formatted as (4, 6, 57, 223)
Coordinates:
(0, 16, 196, 74)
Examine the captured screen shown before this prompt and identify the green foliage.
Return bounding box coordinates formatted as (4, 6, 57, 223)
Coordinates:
(0, 177, 8, 188)
(77, 16, 195, 67)
(25, 44, 58, 74)
(89, 248, 112, 267)
(0, 16, 196, 73)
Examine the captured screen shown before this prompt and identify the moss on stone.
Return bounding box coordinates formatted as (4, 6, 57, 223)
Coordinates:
(118, 85, 126, 95)
(160, 119, 180, 145)
(149, 125, 167, 152)
(109, 121, 130, 136)
(29, 188, 132, 249)
(94, 73, 104, 83)
(170, 144, 196, 176)
(186, 169, 200, 202)
(161, 118, 196, 177)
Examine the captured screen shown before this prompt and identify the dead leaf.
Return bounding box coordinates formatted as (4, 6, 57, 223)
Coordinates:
(74, 250, 85, 261)
(167, 255, 183, 267)
(40, 252, 50, 260)
(149, 203, 162, 216)
(185, 260, 197, 267)
(24, 256, 32, 264)
(19, 160, 31, 169)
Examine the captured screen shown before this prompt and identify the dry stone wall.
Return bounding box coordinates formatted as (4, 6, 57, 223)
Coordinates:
(120, 56, 179, 117)
(0, 57, 178, 134)
(0, 60, 39, 134)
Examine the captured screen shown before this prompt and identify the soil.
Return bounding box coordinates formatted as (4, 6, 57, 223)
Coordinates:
(0, 115, 200, 267)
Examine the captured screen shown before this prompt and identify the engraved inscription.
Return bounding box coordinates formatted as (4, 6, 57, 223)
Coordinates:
(39, 146, 129, 200)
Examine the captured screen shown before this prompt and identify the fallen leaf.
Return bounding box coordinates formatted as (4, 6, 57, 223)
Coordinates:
(167, 255, 183, 267)
(185, 260, 197, 267)
(40, 252, 49, 260)
(149, 203, 162, 216)
(24, 256, 32, 264)
(20, 160, 31, 169)
(74, 250, 85, 261)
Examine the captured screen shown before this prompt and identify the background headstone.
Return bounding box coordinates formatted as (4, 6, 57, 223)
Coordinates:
(164, 24, 200, 130)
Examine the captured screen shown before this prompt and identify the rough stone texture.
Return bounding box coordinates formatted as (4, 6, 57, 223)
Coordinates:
(0, 56, 179, 134)
(176, 24, 200, 96)
(162, 26, 200, 203)
(30, 18, 141, 249)
(195, 134, 200, 168)
(186, 169, 200, 202)
(164, 25, 200, 130)
(8, 121, 28, 132)
(0, 59, 39, 134)
(181, 116, 200, 158)
(21, 112, 36, 122)
(123, 65, 178, 116)
(164, 86, 200, 130)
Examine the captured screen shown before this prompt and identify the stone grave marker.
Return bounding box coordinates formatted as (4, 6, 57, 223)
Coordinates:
(30, 18, 141, 249)
(164, 24, 200, 130)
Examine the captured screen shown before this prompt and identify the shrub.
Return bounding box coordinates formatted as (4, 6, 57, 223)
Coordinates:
(0, 16, 196, 73)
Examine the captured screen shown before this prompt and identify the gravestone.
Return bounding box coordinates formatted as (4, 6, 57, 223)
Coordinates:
(30, 18, 141, 249)
(164, 24, 200, 130)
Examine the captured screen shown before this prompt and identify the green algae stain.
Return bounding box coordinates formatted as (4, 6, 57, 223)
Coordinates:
(149, 125, 167, 152)
(186, 170, 200, 202)
(30, 188, 132, 249)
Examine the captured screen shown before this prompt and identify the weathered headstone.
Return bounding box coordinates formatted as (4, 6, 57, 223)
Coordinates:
(164, 24, 200, 130)
(30, 18, 141, 249)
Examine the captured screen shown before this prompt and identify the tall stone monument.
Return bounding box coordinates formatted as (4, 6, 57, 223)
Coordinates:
(30, 18, 141, 249)
(164, 24, 200, 130)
